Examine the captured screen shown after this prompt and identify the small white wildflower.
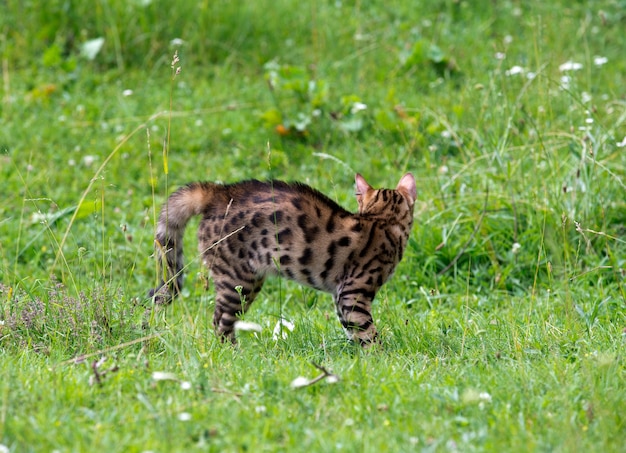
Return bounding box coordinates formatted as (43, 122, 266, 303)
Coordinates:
(526, 71, 536, 80)
(479, 392, 492, 403)
(68, 159, 76, 166)
(511, 242, 521, 254)
(152, 371, 178, 381)
(290, 376, 311, 389)
(326, 374, 340, 384)
(350, 102, 367, 114)
(559, 61, 583, 72)
(503, 35, 513, 45)
(616, 136, 626, 148)
(170, 38, 185, 47)
(180, 381, 192, 390)
(440, 130, 451, 139)
(585, 117, 594, 124)
(122, 89, 133, 97)
(272, 318, 295, 341)
(81, 37, 105, 60)
(593, 56, 608, 66)
(0, 444, 9, 453)
(560, 75, 571, 90)
(177, 412, 192, 422)
(255, 405, 266, 414)
(31, 211, 51, 224)
(495, 52, 506, 60)
(82, 155, 96, 167)
(581, 91, 592, 103)
(505, 65, 524, 76)
(234, 320, 263, 333)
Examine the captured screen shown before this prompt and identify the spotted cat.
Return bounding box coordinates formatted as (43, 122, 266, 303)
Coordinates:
(148, 173, 416, 345)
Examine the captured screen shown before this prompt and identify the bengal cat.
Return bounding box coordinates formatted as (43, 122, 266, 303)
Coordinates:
(148, 173, 416, 346)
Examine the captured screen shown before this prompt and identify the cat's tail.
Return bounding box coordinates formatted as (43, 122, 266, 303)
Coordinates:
(148, 182, 213, 304)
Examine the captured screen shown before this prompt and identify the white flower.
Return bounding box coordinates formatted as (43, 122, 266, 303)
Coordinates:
(560, 75, 571, 90)
(505, 65, 524, 76)
(511, 242, 521, 254)
(272, 318, 295, 341)
(0, 444, 9, 453)
(177, 412, 192, 421)
(180, 381, 192, 390)
(81, 37, 105, 60)
(122, 89, 133, 97)
(152, 371, 178, 381)
(559, 61, 583, 72)
(616, 136, 626, 148)
(593, 56, 608, 66)
(495, 52, 506, 60)
(234, 321, 262, 333)
(526, 72, 536, 80)
(82, 155, 97, 167)
(350, 102, 367, 114)
(290, 376, 311, 389)
(326, 374, 340, 384)
(170, 38, 185, 47)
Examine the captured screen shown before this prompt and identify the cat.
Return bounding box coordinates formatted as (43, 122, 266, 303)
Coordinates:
(148, 173, 416, 346)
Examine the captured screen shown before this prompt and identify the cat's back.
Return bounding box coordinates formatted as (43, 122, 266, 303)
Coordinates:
(218, 179, 347, 213)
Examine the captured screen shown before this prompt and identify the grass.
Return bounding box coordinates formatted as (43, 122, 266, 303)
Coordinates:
(1, 0, 625, 451)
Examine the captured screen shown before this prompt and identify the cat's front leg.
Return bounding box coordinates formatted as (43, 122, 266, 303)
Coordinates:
(334, 290, 378, 346)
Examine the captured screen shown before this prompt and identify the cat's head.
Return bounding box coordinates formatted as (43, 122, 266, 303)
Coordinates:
(355, 173, 416, 215)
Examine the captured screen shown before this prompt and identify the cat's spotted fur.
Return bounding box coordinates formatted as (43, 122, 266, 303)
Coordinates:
(148, 173, 416, 345)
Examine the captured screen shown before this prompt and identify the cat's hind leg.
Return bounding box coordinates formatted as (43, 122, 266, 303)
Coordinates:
(212, 272, 265, 343)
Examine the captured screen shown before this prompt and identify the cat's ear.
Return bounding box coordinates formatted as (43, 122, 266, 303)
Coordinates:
(355, 173, 373, 208)
(396, 173, 416, 205)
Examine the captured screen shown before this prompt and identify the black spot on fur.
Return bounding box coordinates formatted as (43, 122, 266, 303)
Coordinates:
(298, 248, 313, 265)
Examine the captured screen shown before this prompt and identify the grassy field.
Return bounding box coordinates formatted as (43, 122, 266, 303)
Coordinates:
(1, 0, 625, 451)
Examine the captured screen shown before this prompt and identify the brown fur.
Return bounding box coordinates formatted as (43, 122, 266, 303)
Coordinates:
(148, 173, 416, 345)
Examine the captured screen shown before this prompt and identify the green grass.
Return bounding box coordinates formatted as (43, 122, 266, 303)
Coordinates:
(1, 0, 625, 451)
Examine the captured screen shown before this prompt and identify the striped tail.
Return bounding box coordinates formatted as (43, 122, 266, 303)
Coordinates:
(148, 182, 212, 304)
